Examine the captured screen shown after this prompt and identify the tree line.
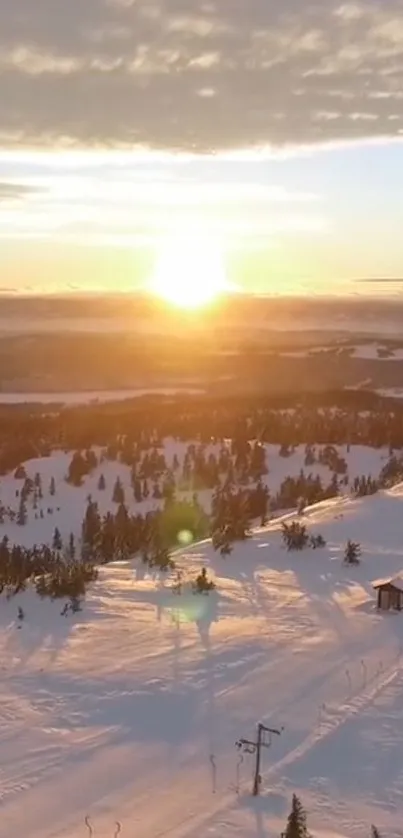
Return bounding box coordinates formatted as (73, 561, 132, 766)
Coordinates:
(2, 389, 403, 476)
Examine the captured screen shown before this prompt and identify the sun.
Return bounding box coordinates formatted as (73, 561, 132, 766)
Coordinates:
(149, 232, 230, 309)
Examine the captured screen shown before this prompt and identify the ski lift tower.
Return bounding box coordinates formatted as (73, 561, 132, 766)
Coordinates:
(236, 722, 283, 796)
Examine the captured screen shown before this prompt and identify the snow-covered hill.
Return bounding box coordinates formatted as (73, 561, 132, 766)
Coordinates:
(2, 481, 403, 838)
(0, 442, 390, 548)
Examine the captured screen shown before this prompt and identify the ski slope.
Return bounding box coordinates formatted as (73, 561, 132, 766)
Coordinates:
(2, 484, 403, 838)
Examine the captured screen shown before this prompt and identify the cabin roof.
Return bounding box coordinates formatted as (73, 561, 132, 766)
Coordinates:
(372, 575, 403, 592)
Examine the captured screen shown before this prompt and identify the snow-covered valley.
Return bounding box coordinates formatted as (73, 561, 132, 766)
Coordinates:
(1, 441, 403, 838)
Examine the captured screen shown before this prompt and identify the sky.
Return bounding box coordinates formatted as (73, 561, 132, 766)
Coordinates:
(0, 0, 403, 297)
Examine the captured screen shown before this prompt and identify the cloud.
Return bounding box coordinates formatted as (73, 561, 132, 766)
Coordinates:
(0, 161, 324, 248)
(356, 277, 403, 282)
(0, 182, 40, 201)
(0, 0, 403, 151)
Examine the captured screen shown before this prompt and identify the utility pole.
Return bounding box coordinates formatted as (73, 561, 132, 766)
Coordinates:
(236, 722, 283, 797)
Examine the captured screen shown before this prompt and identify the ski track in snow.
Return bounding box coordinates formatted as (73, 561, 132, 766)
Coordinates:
(1, 442, 403, 837)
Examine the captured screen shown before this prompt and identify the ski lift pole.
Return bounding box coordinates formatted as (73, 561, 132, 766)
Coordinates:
(236, 722, 283, 798)
(252, 723, 263, 797)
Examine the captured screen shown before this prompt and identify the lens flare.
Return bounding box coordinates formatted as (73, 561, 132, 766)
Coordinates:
(177, 529, 194, 546)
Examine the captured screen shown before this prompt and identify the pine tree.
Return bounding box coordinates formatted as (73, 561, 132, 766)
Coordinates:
(68, 532, 76, 559)
(344, 539, 361, 565)
(52, 527, 63, 551)
(112, 477, 125, 505)
(49, 476, 56, 496)
(100, 511, 116, 564)
(21, 477, 34, 502)
(17, 496, 27, 526)
(193, 567, 215, 593)
(98, 473, 106, 491)
(82, 499, 101, 558)
(283, 795, 310, 838)
(282, 521, 309, 551)
(371, 827, 381, 838)
(133, 478, 143, 503)
(66, 451, 88, 487)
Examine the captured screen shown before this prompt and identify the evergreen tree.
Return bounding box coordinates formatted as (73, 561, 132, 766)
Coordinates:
(68, 532, 76, 559)
(17, 496, 27, 526)
(98, 473, 106, 491)
(66, 451, 88, 487)
(52, 527, 63, 551)
(49, 476, 56, 496)
(283, 795, 310, 838)
(133, 478, 143, 503)
(149, 544, 175, 572)
(130, 465, 137, 489)
(344, 539, 361, 565)
(193, 567, 215, 593)
(82, 499, 101, 558)
(112, 477, 125, 505)
(304, 445, 315, 467)
(297, 497, 305, 515)
(21, 477, 34, 502)
(282, 521, 309, 551)
(100, 512, 116, 564)
(371, 827, 381, 838)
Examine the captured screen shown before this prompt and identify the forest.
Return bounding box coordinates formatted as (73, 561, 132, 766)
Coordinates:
(1, 388, 403, 609)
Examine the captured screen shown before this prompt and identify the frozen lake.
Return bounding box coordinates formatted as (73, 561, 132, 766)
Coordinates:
(0, 387, 206, 405)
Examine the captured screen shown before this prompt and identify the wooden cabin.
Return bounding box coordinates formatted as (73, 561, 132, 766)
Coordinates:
(372, 576, 403, 611)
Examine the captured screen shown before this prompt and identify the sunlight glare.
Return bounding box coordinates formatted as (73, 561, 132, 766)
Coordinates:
(149, 231, 230, 309)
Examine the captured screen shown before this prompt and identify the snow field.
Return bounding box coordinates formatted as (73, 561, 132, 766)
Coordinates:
(0, 444, 403, 838)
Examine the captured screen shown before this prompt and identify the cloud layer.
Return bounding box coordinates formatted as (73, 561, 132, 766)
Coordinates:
(0, 0, 403, 151)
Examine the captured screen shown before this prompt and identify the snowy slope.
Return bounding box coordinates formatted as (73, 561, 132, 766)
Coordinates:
(0, 442, 390, 548)
(2, 486, 403, 838)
